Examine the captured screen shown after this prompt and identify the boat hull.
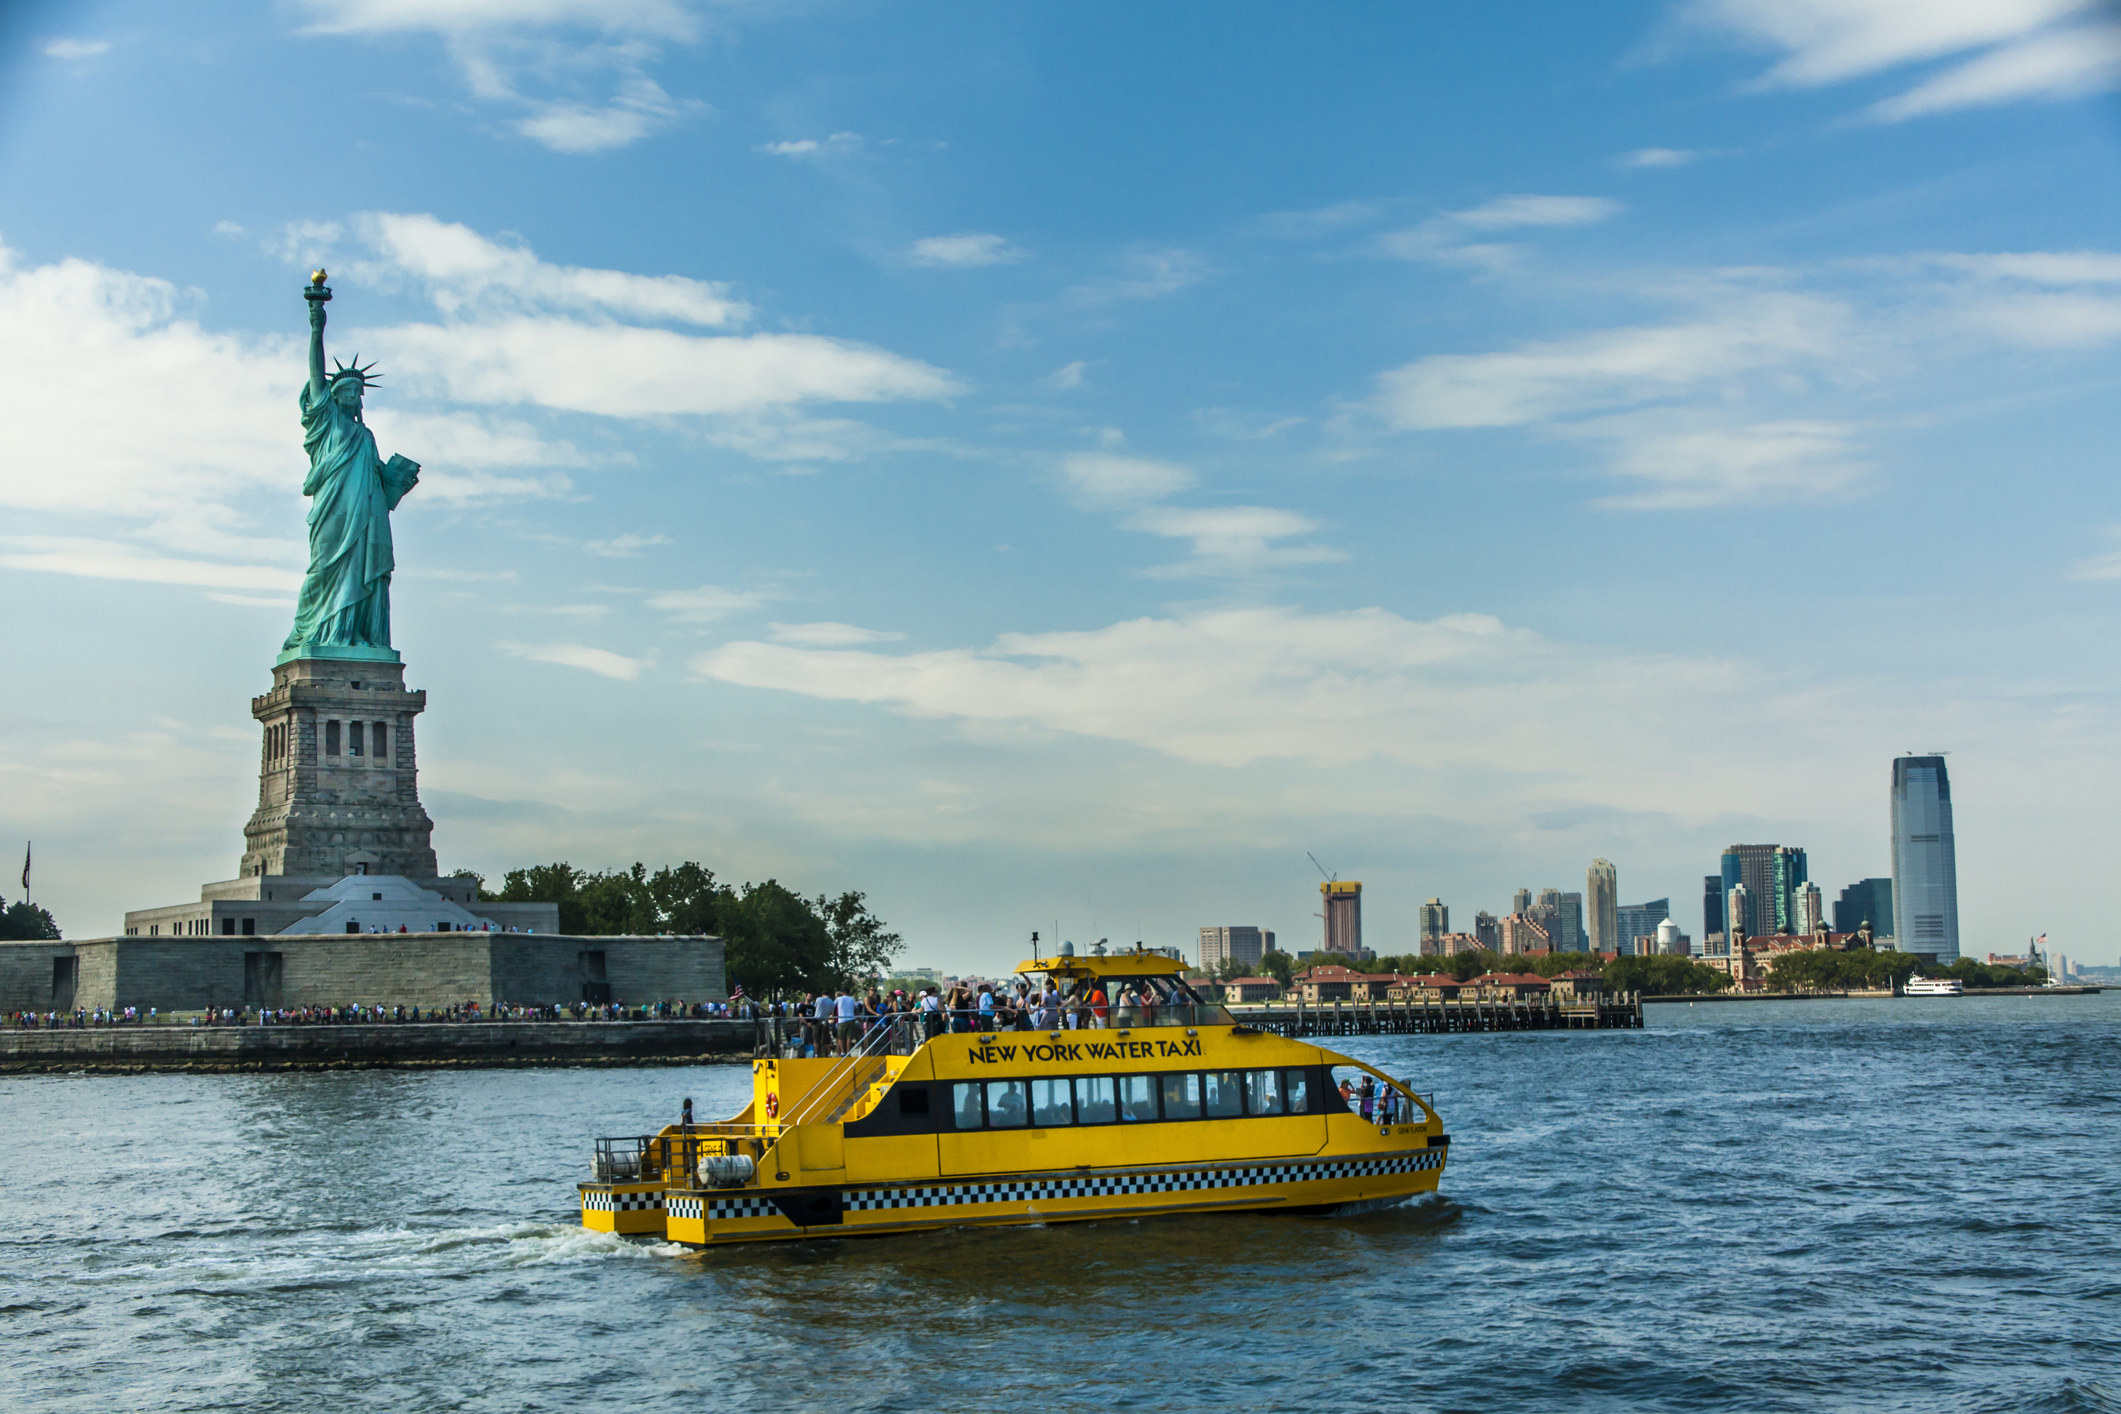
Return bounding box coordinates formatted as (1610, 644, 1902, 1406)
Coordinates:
(643, 1144, 1446, 1246)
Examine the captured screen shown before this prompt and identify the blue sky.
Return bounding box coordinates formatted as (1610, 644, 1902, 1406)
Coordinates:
(4, 1, 2120, 967)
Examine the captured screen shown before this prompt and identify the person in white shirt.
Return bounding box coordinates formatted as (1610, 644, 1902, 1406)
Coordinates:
(835, 988, 859, 1055)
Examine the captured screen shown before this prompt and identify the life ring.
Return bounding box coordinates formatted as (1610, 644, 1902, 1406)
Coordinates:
(764, 1092, 779, 1119)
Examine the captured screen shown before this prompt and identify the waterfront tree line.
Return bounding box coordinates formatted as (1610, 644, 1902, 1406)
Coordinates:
(1229, 947, 1736, 995)
(460, 862, 903, 996)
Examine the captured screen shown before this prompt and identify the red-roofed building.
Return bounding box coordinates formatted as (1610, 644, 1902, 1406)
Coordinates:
(1294, 964, 1363, 1003)
(1469, 972, 1553, 1002)
(1392, 974, 1469, 1003)
(1222, 977, 1282, 1003)
(1549, 969, 1606, 1001)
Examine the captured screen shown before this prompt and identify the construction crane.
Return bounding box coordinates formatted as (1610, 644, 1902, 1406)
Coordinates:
(1307, 852, 1337, 884)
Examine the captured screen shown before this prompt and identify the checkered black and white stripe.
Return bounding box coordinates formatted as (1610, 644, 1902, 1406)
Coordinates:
(706, 1195, 780, 1220)
(581, 1189, 665, 1213)
(842, 1150, 1442, 1213)
(667, 1195, 703, 1221)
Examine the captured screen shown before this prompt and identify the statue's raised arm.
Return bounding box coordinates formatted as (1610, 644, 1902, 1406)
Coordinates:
(306, 269, 330, 402)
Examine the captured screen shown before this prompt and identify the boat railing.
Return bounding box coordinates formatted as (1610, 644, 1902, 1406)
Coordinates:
(779, 1013, 921, 1128)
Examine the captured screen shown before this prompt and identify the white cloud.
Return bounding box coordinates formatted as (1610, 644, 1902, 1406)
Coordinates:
(1124, 506, 1346, 575)
(586, 533, 669, 557)
(44, 38, 111, 59)
(498, 640, 650, 680)
(298, 1, 700, 38)
(1920, 249, 2121, 348)
(1044, 360, 1086, 390)
(0, 538, 298, 591)
(1619, 147, 1703, 169)
(756, 132, 863, 158)
(1375, 293, 1847, 429)
(355, 211, 747, 326)
(1586, 416, 1870, 508)
(647, 584, 770, 622)
(908, 233, 1027, 268)
(1069, 249, 1208, 304)
(1447, 195, 1623, 230)
(769, 622, 907, 647)
(516, 77, 685, 153)
(377, 318, 959, 418)
(692, 604, 1736, 775)
(1380, 194, 1622, 265)
(293, 0, 705, 153)
(1687, 0, 2121, 119)
(1060, 452, 1197, 508)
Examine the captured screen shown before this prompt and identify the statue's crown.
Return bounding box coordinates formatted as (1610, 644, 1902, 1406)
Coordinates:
(329, 356, 381, 390)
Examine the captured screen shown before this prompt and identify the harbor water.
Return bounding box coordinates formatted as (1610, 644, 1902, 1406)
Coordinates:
(4, 994, 2117, 1412)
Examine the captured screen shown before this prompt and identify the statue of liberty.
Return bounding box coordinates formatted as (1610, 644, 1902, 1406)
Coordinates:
(281, 272, 420, 662)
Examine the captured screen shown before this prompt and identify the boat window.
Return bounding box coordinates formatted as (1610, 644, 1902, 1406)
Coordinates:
(1204, 1071, 1245, 1118)
(1284, 1069, 1310, 1114)
(951, 1082, 985, 1130)
(986, 1080, 1030, 1128)
(1117, 1075, 1157, 1122)
(898, 1086, 931, 1117)
(1160, 1072, 1201, 1120)
(1246, 1069, 1284, 1116)
(1029, 1077, 1074, 1126)
(1076, 1076, 1117, 1124)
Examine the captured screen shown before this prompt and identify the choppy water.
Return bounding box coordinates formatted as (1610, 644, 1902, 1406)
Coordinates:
(4, 994, 2119, 1412)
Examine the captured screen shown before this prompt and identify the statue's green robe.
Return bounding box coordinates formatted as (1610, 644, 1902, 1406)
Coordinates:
(283, 382, 419, 653)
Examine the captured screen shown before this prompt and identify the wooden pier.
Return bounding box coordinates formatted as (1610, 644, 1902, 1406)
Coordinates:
(1227, 994, 1643, 1036)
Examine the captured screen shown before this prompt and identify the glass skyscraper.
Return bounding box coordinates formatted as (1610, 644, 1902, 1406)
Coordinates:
(1720, 844, 1808, 938)
(1833, 878, 1894, 938)
(1891, 755, 1960, 960)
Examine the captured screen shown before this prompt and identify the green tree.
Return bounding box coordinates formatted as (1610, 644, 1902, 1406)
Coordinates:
(648, 862, 725, 935)
(1257, 950, 1295, 985)
(815, 889, 904, 986)
(496, 862, 593, 933)
(0, 895, 61, 941)
(722, 879, 835, 996)
(1603, 954, 1731, 995)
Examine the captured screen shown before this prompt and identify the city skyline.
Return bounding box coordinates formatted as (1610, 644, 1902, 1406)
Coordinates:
(4, 3, 2119, 969)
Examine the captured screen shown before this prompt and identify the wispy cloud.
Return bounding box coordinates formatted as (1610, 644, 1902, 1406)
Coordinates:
(1685, 0, 2121, 121)
(1380, 194, 1622, 265)
(2070, 527, 2121, 581)
(0, 537, 298, 591)
(293, 0, 706, 152)
(1124, 506, 1346, 576)
(1043, 360, 1085, 390)
(756, 131, 864, 158)
(1068, 249, 1208, 304)
(586, 533, 669, 557)
(498, 640, 651, 680)
(769, 622, 907, 647)
(908, 232, 1027, 268)
(647, 584, 771, 622)
(44, 38, 111, 60)
(1060, 452, 1197, 508)
(1618, 146, 1704, 169)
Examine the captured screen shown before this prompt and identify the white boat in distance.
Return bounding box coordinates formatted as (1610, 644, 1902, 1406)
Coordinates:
(1903, 977, 1964, 997)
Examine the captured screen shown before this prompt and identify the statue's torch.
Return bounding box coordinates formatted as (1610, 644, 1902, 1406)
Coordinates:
(305, 268, 332, 303)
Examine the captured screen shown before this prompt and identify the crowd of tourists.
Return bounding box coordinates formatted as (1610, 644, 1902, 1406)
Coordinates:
(766, 977, 1220, 1057)
(8, 998, 748, 1028)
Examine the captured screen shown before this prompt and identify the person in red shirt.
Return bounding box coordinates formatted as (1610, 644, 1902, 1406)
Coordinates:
(1089, 983, 1110, 1028)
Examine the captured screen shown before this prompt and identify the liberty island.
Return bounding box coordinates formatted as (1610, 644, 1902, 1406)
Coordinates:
(0, 282, 724, 1016)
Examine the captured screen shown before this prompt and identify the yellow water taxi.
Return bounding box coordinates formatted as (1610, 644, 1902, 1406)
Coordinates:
(579, 945, 1448, 1246)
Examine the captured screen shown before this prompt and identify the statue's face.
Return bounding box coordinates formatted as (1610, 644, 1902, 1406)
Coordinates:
(332, 378, 363, 414)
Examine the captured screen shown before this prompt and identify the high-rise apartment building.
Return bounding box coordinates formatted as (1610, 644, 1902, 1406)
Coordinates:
(1320, 880, 1363, 957)
(1794, 881, 1824, 936)
(1720, 844, 1808, 939)
(1532, 888, 1584, 953)
(1499, 913, 1551, 955)
(1198, 925, 1277, 973)
(1473, 910, 1500, 950)
(1703, 875, 1724, 940)
(1833, 878, 1894, 939)
(1892, 755, 1960, 961)
(1586, 859, 1618, 955)
(1724, 883, 1750, 949)
(1615, 898, 1670, 956)
(1511, 887, 1532, 916)
(1419, 898, 1448, 946)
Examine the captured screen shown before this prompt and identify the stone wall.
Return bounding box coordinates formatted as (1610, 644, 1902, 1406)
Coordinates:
(0, 934, 724, 1013)
(0, 1018, 760, 1072)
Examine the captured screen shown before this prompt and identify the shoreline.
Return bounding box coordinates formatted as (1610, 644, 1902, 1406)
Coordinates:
(0, 1018, 762, 1074)
(1642, 985, 2103, 1004)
